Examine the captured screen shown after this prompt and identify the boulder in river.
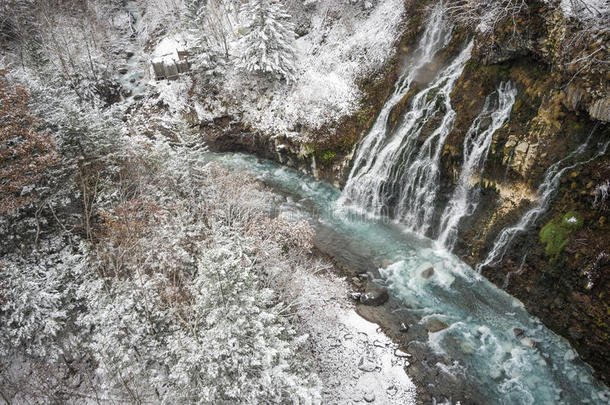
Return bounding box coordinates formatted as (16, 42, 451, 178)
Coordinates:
(520, 337, 536, 348)
(425, 319, 449, 333)
(360, 288, 389, 306)
(513, 328, 525, 338)
(420, 267, 435, 279)
(349, 292, 362, 301)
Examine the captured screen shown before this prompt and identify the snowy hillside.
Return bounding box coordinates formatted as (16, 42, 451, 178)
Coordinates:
(146, 0, 405, 136)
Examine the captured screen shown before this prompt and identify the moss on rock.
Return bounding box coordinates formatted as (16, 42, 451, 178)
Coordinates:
(539, 211, 583, 258)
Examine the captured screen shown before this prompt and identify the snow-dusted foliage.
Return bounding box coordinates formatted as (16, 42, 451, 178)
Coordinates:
(446, 0, 528, 32)
(80, 136, 321, 403)
(184, 0, 238, 69)
(0, 0, 129, 106)
(0, 119, 322, 402)
(146, 0, 404, 134)
(448, 0, 609, 32)
(558, 0, 609, 23)
(238, 0, 297, 82)
(215, 0, 404, 133)
(0, 239, 88, 360)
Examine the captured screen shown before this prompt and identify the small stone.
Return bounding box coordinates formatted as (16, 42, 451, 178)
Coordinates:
(118, 67, 128, 74)
(394, 348, 411, 358)
(505, 136, 518, 149)
(515, 141, 529, 155)
(386, 385, 398, 397)
(400, 322, 409, 332)
(363, 390, 375, 402)
(358, 357, 377, 372)
(330, 339, 342, 347)
(564, 349, 576, 361)
(420, 267, 435, 279)
(349, 292, 362, 301)
(359, 288, 389, 306)
(513, 328, 525, 338)
(520, 338, 536, 348)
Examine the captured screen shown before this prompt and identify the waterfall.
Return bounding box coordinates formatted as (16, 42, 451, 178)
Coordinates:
(342, 7, 464, 227)
(391, 43, 472, 235)
(344, 6, 453, 192)
(343, 34, 473, 232)
(436, 81, 517, 251)
(476, 124, 608, 271)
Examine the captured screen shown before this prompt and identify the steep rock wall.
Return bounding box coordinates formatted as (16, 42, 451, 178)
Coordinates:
(442, 2, 610, 383)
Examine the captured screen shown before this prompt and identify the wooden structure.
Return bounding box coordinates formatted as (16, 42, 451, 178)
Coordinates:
(152, 50, 192, 81)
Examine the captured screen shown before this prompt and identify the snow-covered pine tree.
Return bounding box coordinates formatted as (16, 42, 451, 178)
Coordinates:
(238, 0, 297, 82)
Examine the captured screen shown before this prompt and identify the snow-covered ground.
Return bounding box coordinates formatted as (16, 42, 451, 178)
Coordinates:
(294, 267, 416, 404)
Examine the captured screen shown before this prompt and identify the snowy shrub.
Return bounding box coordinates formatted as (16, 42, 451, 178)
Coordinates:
(0, 239, 88, 360)
(75, 137, 322, 403)
(0, 69, 58, 215)
(446, 0, 529, 32)
(162, 232, 320, 404)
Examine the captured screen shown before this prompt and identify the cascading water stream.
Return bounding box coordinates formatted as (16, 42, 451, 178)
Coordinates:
(390, 45, 476, 234)
(342, 8, 472, 235)
(200, 4, 609, 401)
(436, 81, 517, 250)
(476, 124, 608, 271)
(344, 41, 473, 234)
(344, 6, 453, 194)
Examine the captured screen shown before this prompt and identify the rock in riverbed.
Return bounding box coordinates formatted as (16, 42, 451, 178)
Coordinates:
(420, 267, 435, 279)
(360, 288, 389, 306)
(520, 337, 537, 348)
(358, 356, 378, 372)
(425, 319, 449, 333)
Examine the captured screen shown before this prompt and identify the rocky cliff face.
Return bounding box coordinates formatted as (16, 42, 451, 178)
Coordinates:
(445, 2, 610, 383)
(200, 0, 610, 383)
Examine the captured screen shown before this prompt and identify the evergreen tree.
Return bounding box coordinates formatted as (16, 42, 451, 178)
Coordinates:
(238, 0, 297, 82)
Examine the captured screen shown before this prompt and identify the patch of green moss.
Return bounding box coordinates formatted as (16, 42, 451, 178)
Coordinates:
(539, 211, 583, 258)
(320, 149, 336, 164)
